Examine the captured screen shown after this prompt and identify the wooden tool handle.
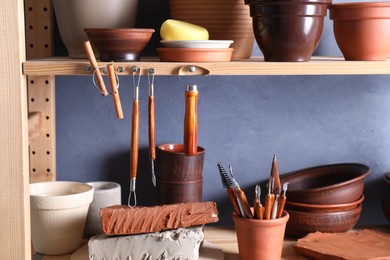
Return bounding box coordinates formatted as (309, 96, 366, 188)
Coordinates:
(264, 194, 275, 220)
(236, 188, 253, 219)
(254, 199, 264, 220)
(148, 96, 156, 160)
(184, 89, 198, 156)
(227, 188, 241, 216)
(83, 41, 108, 96)
(107, 64, 123, 119)
(130, 100, 139, 179)
(277, 195, 286, 218)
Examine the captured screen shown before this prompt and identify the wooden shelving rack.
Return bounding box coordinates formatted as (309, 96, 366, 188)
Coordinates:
(2, 0, 390, 258)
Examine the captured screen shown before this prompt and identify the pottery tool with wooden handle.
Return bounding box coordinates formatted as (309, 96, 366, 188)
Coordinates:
(277, 182, 288, 218)
(183, 84, 198, 156)
(148, 68, 156, 187)
(229, 165, 253, 219)
(107, 64, 124, 119)
(264, 176, 275, 220)
(254, 184, 264, 220)
(271, 187, 281, 219)
(83, 40, 108, 96)
(270, 154, 281, 191)
(128, 66, 141, 207)
(217, 162, 241, 216)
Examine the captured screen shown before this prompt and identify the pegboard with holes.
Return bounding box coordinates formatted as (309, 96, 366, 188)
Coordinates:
(25, 0, 56, 182)
(28, 75, 56, 182)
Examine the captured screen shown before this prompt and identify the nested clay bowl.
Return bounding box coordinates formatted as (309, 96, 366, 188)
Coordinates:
(382, 173, 390, 223)
(280, 163, 370, 204)
(329, 2, 390, 61)
(285, 195, 364, 213)
(286, 204, 362, 237)
(245, 0, 331, 61)
(84, 28, 154, 61)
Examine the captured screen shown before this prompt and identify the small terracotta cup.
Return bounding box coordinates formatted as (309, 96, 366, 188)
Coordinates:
(156, 144, 205, 204)
(233, 210, 289, 260)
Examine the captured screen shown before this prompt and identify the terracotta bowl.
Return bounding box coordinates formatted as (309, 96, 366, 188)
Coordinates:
(329, 2, 390, 61)
(84, 28, 154, 61)
(286, 204, 362, 238)
(157, 48, 233, 62)
(382, 174, 390, 223)
(285, 195, 364, 213)
(280, 163, 370, 205)
(245, 0, 331, 61)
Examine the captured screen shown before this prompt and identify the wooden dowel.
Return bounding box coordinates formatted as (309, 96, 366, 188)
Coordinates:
(107, 64, 123, 119)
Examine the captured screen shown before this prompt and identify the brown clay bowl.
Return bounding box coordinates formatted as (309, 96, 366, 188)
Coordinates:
(84, 28, 155, 61)
(280, 163, 370, 205)
(382, 173, 390, 223)
(245, 0, 331, 61)
(285, 195, 364, 213)
(286, 204, 362, 238)
(329, 2, 390, 61)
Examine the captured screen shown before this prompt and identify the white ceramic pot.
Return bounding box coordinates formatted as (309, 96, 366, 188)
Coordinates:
(30, 181, 94, 255)
(84, 181, 121, 237)
(53, 0, 138, 58)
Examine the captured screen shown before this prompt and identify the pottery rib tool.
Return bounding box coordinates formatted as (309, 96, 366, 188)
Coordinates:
(128, 66, 141, 207)
(183, 84, 198, 156)
(107, 64, 124, 119)
(254, 184, 264, 220)
(229, 165, 253, 219)
(277, 182, 289, 218)
(264, 176, 275, 220)
(217, 162, 241, 216)
(270, 154, 281, 191)
(148, 68, 156, 187)
(83, 40, 108, 96)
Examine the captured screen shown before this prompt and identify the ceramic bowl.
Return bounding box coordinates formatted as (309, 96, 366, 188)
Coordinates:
(157, 48, 233, 62)
(30, 181, 94, 255)
(382, 174, 390, 223)
(329, 2, 390, 61)
(160, 40, 234, 49)
(84, 28, 155, 61)
(280, 163, 370, 205)
(286, 204, 362, 237)
(285, 195, 364, 213)
(245, 0, 331, 61)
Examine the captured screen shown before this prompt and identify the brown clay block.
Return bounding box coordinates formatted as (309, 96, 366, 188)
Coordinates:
(100, 201, 219, 235)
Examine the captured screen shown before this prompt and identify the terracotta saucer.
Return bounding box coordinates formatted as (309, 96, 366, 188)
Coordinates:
(157, 48, 233, 62)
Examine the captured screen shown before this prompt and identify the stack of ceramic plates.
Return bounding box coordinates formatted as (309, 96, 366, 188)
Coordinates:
(157, 40, 234, 62)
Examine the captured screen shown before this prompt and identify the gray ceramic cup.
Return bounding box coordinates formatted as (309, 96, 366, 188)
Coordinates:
(84, 181, 121, 237)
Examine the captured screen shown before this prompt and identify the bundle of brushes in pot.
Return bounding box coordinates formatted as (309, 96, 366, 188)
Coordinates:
(217, 155, 289, 220)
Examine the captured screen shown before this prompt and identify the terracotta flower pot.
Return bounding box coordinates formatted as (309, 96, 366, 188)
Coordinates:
(233, 210, 289, 260)
(168, 0, 254, 60)
(53, 0, 138, 58)
(329, 2, 390, 61)
(246, 0, 331, 62)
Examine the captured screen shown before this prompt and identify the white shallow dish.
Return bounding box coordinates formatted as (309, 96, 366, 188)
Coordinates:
(160, 40, 234, 49)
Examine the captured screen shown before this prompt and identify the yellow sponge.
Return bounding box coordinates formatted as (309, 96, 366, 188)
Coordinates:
(160, 19, 209, 40)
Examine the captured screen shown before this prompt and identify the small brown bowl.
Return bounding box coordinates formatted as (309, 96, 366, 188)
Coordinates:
(286, 204, 362, 238)
(285, 195, 364, 213)
(280, 163, 370, 205)
(84, 28, 155, 61)
(329, 2, 390, 61)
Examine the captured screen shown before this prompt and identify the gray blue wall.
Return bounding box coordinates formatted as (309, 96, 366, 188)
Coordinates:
(55, 0, 389, 225)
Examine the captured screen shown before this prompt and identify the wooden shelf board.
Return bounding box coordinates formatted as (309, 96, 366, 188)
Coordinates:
(22, 56, 390, 76)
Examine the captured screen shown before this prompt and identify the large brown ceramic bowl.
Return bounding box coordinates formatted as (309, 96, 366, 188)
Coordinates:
(245, 0, 331, 61)
(329, 2, 390, 61)
(84, 28, 154, 61)
(383, 173, 390, 224)
(280, 163, 370, 205)
(285, 195, 364, 213)
(286, 204, 362, 238)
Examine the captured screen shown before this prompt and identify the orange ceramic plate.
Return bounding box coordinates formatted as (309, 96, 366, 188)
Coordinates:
(157, 48, 233, 62)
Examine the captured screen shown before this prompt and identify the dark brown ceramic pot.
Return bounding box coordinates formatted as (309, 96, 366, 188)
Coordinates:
(383, 173, 390, 224)
(245, 0, 331, 61)
(329, 2, 390, 61)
